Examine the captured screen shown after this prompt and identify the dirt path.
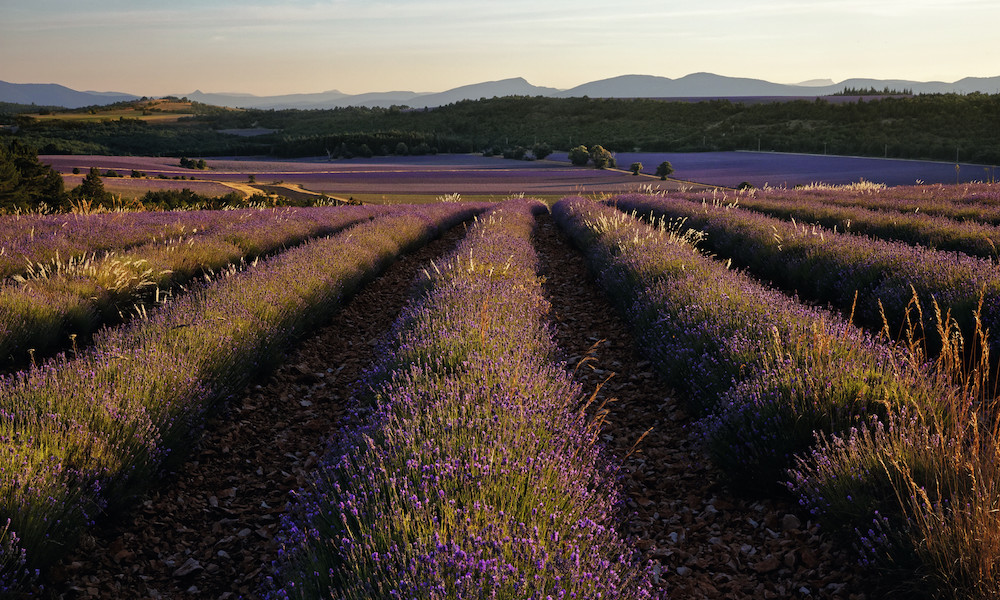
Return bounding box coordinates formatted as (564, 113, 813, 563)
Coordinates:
(532, 213, 872, 599)
(40, 223, 470, 600)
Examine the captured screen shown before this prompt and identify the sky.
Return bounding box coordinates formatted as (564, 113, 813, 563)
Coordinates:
(1, 0, 998, 97)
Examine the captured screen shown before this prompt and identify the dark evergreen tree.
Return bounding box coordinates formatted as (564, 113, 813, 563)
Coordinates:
(0, 141, 66, 212)
(72, 166, 111, 204)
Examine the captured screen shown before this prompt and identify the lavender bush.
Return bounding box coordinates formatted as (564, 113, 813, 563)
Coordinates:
(268, 199, 658, 599)
(611, 193, 1000, 355)
(0, 203, 483, 593)
(0, 205, 387, 370)
(552, 198, 952, 490)
(719, 187, 1000, 260)
(555, 198, 999, 598)
(755, 182, 1000, 227)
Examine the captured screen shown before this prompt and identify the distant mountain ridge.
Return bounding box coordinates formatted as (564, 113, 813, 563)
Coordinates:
(3, 74, 999, 110)
(0, 81, 138, 108)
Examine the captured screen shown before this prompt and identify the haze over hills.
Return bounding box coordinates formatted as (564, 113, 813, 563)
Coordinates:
(3, 73, 999, 110)
(0, 81, 138, 109)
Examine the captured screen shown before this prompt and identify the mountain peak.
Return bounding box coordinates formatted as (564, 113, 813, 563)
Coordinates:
(796, 78, 836, 87)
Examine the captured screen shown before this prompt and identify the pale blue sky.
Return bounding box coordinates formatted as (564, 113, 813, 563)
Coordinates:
(1, 0, 997, 96)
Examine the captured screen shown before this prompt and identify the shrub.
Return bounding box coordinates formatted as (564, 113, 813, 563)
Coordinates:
(590, 145, 614, 169)
(531, 142, 553, 160)
(568, 145, 590, 166)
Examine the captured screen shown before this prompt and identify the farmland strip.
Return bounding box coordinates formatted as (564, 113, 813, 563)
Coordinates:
(0, 202, 484, 593)
(268, 199, 657, 598)
(532, 212, 869, 598)
(38, 208, 476, 598)
(0, 205, 387, 370)
(553, 197, 997, 599)
(743, 183, 1000, 227)
(0, 211, 208, 281)
(552, 197, 946, 484)
(612, 193, 1000, 353)
(697, 187, 1000, 260)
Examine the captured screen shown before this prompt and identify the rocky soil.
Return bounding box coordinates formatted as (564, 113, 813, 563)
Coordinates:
(41, 212, 876, 599)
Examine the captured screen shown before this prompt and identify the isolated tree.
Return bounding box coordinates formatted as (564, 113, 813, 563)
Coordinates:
(590, 145, 614, 169)
(655, 161, 675, 180)
(568, 145, 590, 166)
(630, 162, 643, 176)
(72, 167, 111, 204)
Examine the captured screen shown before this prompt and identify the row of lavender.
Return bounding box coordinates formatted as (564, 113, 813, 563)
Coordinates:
(0, 208, 331, 281)
(0, 211, 198, 281)
(1, 205, 387, 370)
(1, 206, 394, 283)
(553, 198, 999, 598)
(612, 193, 1000, 354)
(691, 187, 1000, 261)
(267, 199, 657, 599)
(0, 203, 483, 595)
(760, 183, 1000, 226)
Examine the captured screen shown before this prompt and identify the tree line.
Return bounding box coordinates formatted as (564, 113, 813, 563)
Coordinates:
(3, 93, 999, 165)
(0, 141, 334, 213)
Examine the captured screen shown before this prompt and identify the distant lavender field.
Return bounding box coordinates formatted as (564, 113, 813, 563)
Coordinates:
(42, 154, 643, 195)
(42, 152, 998, 193)
(548, 151, 998, 188)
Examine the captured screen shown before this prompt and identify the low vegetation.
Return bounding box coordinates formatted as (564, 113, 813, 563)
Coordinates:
(2, 168, 1000, 598)
(3, 93, 1000, 164)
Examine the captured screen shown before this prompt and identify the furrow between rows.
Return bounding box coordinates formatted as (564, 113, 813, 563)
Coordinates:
(37, 215, 475, 599)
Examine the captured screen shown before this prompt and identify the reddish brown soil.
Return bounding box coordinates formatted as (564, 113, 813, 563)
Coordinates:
(41, 212, 877, 599)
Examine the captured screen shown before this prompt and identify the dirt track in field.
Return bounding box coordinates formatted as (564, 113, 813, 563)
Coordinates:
(43, 210, 875, 599)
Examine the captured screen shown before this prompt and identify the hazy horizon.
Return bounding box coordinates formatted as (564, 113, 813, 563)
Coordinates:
(2, 0, 998, 97)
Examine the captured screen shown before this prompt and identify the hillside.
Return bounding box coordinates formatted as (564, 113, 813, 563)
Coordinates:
(4, 93, 999, 165)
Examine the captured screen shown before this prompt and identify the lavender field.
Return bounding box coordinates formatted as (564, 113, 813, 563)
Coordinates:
(43, 152, 997, 201)
(549, 151, 998, 188)
(40, 154, 656, 199)
(3, 181, 1000, 599)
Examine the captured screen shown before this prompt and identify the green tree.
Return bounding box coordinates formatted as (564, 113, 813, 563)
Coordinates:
(395, 142, 409, 155)
(531, 142, 552, 160)
(73, 167, 111, 204)
(590, 145, 614, 169)
(568, 145, 590, 166)
(655, 161, 675, 180)
(0, 141, 65, 211)
(630, 162, 643, 176)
